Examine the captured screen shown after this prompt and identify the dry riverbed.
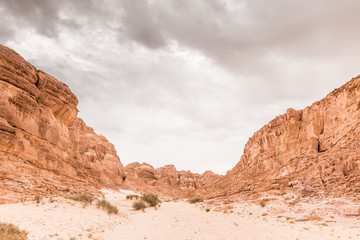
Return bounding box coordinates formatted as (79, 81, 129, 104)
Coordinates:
(0, 190, 359, 240)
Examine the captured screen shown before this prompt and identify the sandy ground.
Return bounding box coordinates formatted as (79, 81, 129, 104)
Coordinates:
(0, 189, 359, 240)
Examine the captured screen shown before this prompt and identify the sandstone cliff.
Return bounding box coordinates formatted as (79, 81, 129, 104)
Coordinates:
(1, 44, 359, 202)
(124, 162, 219, 198)
(205, 76, 360, 198)
(0, 45, 125, 202)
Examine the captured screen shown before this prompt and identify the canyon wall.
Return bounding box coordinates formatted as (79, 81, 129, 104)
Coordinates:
(205, 76, 360, 198)
(1, 44, 359, 201)
(0, 45, 125, 202)
(124, 162, 219, 198)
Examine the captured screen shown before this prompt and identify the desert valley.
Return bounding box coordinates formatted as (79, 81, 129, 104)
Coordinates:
(0, 43, 359, 240)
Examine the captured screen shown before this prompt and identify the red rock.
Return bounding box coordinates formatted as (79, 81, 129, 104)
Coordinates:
(1, 43, 359, 202)
(123, 162, 220, 198)
(205, 75, 360, 198)
(0, 44, 125, 202)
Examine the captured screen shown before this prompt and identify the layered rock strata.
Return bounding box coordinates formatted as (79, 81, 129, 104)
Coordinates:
(1, 44, 359, 202)
(0, 45, 125, 202)
(206, 76, 360, 198)
(124, 162, 219, 198)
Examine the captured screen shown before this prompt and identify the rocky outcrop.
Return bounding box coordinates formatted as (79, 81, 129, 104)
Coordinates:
(0, 45, 125, 202)
(206, 76, 360, 198)
(124, 162, 219, 198)
(2, 44, 359, 202)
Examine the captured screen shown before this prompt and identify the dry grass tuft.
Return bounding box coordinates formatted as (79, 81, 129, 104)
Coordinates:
(132, 201, 147, 210)
(96, 199, 118, 214)
(189, 198, 203, 204)
(0, 222, 28, 240)
(66, 193, 95, 204)
(34, 195, 41, 204)
(141, 194, 160, 207)
(307, 214, 323, 221)
(259, 200, 266, 207)
(126, 194, 139, 200)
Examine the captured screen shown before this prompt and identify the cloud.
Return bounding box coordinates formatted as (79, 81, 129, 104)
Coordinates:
(0, 0, 64, 37)
(114, 0, 360, 102)
(0, 0, 112, 40)
(0, 20, 15, 42)
(119, 0, 165, 48)
(3, 0, 360, 173)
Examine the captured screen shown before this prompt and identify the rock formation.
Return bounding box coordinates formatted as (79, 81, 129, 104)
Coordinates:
(0, 45, 125, 202)
(205, 76, 360, 198)
(124, 162, 219, 198)
(1, 44, 359, 202)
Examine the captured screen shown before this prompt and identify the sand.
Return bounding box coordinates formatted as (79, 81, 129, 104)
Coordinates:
(0, 189, 359, 240)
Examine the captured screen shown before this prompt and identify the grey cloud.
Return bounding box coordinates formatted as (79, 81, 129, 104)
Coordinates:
(4, 0, 360, 173)
(4, 0, 360, 66)
(0, 20, 15, 42)
(0, 0, 63, 37)
(7, 0, 359, 112)
(0, 0, 110, 40)
(119, 0, 165, 48)
(118, 0, 360, 83)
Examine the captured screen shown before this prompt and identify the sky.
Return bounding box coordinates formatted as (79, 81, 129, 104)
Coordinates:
(1, 0, 360, 174)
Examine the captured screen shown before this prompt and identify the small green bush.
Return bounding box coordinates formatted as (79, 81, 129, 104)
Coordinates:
(66, 193, 95, 204)
(126, 194, 139, 200)
(141, 194, 160, 207)
(0, 222, 28, 240)
(132, 201, 147, 210)
(189, 198, 203, 204)
(96, 199, 118, 214)
(206, 208, 210, 212)
(259, 200, 266, 208)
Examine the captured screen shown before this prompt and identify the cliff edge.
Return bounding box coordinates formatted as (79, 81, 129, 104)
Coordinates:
(205, 76, 360, 198)
(0, 45, 125, 202)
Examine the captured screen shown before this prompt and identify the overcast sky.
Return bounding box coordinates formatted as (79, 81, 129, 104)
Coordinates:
(1, 0, 360, 174)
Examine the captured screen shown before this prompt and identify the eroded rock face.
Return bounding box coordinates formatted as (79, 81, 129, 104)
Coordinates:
(2, 44, 358, 202)
(0, 45, 125, 202)
(124, 162, 220, 198)
(206, 76, 360, 198)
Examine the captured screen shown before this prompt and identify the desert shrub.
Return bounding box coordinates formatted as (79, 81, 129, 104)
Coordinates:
(0, 222, 28, 240)
(126, 194, 139, 200)
(259, 200, 266, 207)
(132, 200, 147, 210)
(34, 195, 41, 204)
(96, 199, 118, 214)
(206, 208, 210, 212)
(66, 193, 95, 204)
(307, 214, 323, 221)
(141, 194, 160, 207)
(189, 198, 203, 204)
